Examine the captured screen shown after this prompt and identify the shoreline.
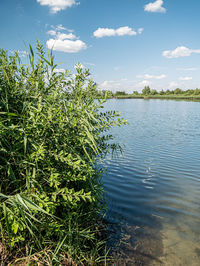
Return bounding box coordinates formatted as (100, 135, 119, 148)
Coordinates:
(105, 95, 200, 101)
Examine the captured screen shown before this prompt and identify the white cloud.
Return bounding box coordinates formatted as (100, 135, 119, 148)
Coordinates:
(94, 28, 115, 38)
(179, 76, 193, 81)
(138, 28, 144, 34)
(169, 81, 178, 89)
(47, 25, 76, 40)
(47, 30, 57, 36)
(53, 24, 74, 32)
(37, 0, 77, 13)
(144, 0, 166, 13)
(137, 74, 166, 79)
(137, 80, 152, 87)
(46, 25, 86, 53)
(100, 80, 121, 89)
(93, 26, 142, 38)
(46, 38, 87, 53)
(177, 67, 198, 71)
(57, 32, 76, 40)
(99, 78, 175, 93)
(163, 46, 200, 58)
(99, 79, 136, 93)
(56, 24, 67, 31)
(116, 26, 137, 36)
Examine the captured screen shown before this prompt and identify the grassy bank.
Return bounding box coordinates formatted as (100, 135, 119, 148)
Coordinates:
(100, 86, 200, 101)
(0, 42, 127, 265)
(109, 95, 200, 101)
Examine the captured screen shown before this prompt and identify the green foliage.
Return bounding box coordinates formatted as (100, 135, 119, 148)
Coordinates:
(165, 89, 172, 95)
(142, 86, 151, 95)
(115, 91, 127, 96)
(0, 41, 127, 264)
(150, 89, 158, 95)
(174, 88, 183, 94)
(160, 89, 165, 95)
(99, 87, 200, 99)
(101, 90, 114, 98)
(193, 88, 200, 95)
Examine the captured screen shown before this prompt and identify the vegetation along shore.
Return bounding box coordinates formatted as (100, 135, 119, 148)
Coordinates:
(0, 42, 127, 265)
(99, 86, 200, 101)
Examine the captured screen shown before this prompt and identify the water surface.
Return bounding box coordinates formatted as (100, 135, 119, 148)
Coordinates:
(102, 99, 200, 265)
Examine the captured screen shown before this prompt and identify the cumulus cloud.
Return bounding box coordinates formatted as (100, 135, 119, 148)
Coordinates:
(179, 76, 193, 81)
(46, 39, 87, 53)
(144, 0, 166, 13)
(137, 80, 152, 87)
(93, 26, 143, 38)
(56, 24, 68, 31)
(94, 28, 115, 38)
(163, 46, 200, 58)
(137, 74, 166, 79)
(56, 32, 76, 40)
(47, 25, 77, 40)
(37, 0, 77, 13)
(169, 81, 179, 89)
(46, 26, 87, 53)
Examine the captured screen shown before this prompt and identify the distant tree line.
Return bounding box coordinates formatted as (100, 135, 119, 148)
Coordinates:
(140, 86, 200, 96)
(97, 86, 200, 97)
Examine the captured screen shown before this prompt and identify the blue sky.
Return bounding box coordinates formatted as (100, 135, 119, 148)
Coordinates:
(1, 0, 200, 92)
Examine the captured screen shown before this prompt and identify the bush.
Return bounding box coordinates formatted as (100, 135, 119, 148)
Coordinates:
(0, 41, 126, 264)
(150, 89, 158, 95)
(174, 88, 183, 94)
(165, 90, 171, 95)
(142, 86, 151, 95)
(193, 88, 200, 95)
(115, 91, 126, 96)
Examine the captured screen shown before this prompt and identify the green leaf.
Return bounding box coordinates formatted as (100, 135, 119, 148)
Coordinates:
(12, 222, 19, 234)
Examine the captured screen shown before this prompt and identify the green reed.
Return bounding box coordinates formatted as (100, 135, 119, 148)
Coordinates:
(0, 41, 127, 265)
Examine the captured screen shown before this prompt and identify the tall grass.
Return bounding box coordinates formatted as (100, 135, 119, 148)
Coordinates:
(0, 41, 126, 265)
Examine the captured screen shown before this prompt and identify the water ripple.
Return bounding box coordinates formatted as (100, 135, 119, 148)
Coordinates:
(102, 99, 200, 264)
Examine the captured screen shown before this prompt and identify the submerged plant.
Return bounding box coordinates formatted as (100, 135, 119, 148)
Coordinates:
(0, 41, 127, 264)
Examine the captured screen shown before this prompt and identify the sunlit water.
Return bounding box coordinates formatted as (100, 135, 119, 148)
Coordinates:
(101, 99, 200, 265)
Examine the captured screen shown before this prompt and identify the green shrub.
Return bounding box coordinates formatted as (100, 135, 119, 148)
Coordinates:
(174, 88, 183, 95)
(150, 89, 158, 95)
(193, 88, 200, 95)
(142, 86, 151, 95)
(0, 41, 126, 264)
(115, 91, 126, 96)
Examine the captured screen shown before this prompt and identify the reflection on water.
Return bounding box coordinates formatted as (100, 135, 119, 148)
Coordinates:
(101, 99, 200, 265)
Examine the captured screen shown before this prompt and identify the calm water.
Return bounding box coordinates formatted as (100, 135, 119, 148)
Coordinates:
(102, 99, 200, 265)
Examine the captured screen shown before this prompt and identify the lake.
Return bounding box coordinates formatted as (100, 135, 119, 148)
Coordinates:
(102, 99, 200, 265)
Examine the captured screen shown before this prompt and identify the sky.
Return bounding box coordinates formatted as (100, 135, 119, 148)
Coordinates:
(1, 0, 200, 93)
